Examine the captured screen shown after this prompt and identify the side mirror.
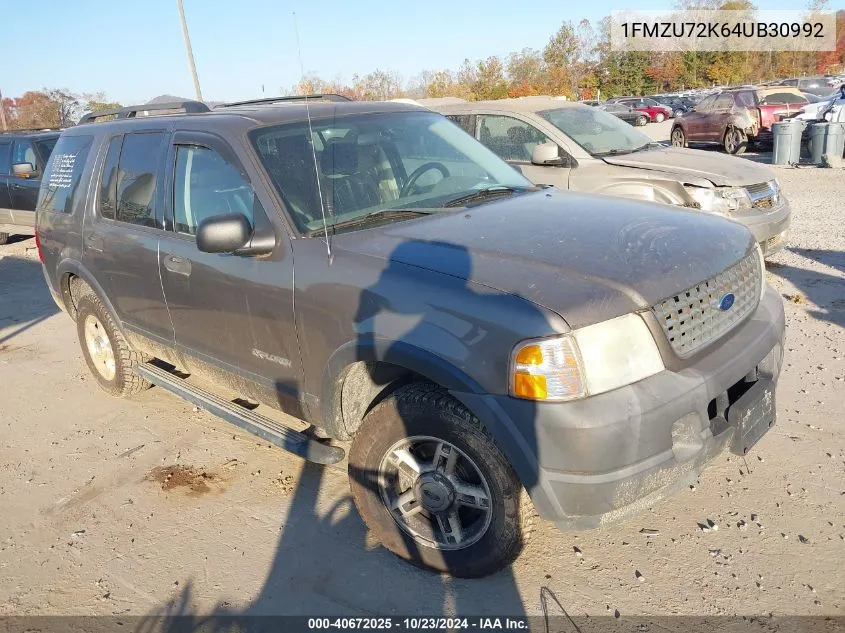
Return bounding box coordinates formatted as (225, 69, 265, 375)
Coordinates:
(196, 213, 252, 254)
(531, 142, 565, 166)
(12, 162, 36, 178)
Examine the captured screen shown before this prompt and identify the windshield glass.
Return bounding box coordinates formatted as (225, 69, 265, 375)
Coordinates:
(250, 111, 532, 233)
(539, 106, 652, 156)
(36, 138, 58, 162)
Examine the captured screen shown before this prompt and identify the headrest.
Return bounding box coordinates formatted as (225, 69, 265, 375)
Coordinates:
(321, 139, 358, 176)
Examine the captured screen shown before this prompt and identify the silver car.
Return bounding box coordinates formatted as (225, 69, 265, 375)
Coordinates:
(431, 97, 791, 256)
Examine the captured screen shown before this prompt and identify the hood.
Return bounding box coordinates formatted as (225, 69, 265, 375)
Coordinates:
(601, 146, 773, 186)
(334, 190, 754, 329)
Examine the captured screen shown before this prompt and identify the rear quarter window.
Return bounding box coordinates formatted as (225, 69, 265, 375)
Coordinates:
(37, 135, 94, 215)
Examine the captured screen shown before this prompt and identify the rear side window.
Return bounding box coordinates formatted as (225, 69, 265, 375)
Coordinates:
(99, 136, 123, 220)
(116, 132, 164, 227)
(0, 141, 10, 174)
(715, 94, 734, 109)
(37, 135, 94, 215)
(736, 91, 757, 107)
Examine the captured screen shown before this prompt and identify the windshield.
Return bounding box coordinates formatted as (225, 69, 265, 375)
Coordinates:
(250, 111, 532, 233)
(36, 137, 58, 162)
(539, 106, 652, 156)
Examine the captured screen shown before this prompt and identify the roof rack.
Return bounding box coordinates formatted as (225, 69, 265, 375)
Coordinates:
(0, 127, 63, 134)
(78, 100, 210, 124)
(214, 94, 352, 109)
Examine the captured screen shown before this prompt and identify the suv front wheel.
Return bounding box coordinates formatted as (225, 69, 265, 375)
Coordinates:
(75, 294, 151, 397)
(348, 383, 534, 578)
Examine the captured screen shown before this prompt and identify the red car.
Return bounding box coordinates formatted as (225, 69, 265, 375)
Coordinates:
(610, 97, 673, 122)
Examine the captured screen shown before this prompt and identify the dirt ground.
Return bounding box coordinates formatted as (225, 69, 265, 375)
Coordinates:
(1, 127, 843, 621)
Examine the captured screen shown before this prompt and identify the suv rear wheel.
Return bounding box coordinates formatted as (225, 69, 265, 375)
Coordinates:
(671, 126, 686, 147)
(724, 127, 748, 155)
(348, 383, 533, 578)
(75, 294, 151, 397)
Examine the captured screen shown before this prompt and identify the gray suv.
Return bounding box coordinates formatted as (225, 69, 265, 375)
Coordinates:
(36, 97, 785, 578)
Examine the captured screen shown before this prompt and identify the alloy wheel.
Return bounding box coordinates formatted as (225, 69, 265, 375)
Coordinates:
(378, 435, 493, 550)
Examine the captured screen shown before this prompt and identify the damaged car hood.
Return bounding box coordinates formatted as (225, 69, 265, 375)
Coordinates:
(601, 146, 774, 186)
(335, 190, 754, 329)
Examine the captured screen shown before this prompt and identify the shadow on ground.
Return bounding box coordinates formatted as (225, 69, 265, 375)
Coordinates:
(767, 247, 845, 329)
(0, 253, 60, 346)
(135, 241, 540, 632)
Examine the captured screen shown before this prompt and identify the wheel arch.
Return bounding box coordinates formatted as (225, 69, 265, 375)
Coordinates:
(56, 259, 117, 324)
(319, 340, 486, 441)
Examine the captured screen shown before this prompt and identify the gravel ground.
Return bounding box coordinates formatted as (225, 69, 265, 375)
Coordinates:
(0, 130, 843, 622)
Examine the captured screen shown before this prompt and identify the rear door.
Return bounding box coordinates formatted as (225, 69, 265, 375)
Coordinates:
(709, 93, 736, 141)
(83, 130, 174, 344)
(685, 95, 716, 140)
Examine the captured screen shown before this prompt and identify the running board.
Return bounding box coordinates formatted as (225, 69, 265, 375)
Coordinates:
(135, 362, 345, 465)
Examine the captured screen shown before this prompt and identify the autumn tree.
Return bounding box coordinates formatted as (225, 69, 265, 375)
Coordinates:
(506, 48, 545, 96)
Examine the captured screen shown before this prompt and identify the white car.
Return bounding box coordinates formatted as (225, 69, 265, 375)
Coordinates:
(794, 86, 845, 122)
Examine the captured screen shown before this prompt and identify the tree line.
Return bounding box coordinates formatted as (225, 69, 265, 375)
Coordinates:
(2, 3, 842, 130)
(295, 6, 844, 102)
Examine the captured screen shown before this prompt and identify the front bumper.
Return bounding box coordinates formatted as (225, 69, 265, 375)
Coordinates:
(734, 197, 791, 257)
(454, 287, 785, 530)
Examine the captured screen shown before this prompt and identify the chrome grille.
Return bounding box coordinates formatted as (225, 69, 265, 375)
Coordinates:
(652, 251, 762, 358)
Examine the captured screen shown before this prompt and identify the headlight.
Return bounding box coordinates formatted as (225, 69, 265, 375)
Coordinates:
(768, 179, 781, 205)
(684, 185, 752, 216)
(510, 313, 664, 402)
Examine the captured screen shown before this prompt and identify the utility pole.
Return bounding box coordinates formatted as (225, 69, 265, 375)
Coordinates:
(177, 0, 203, 101)
(0, 89, 8, 131)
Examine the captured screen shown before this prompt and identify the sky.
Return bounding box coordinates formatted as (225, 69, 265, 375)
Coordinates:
(2, 0, 833, 106)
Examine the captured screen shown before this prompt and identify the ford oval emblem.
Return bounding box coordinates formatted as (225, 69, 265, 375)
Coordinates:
(719, 293, 736, 311)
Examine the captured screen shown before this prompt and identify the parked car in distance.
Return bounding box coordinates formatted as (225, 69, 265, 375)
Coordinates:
(608, 96, 673, 122)
(671, 87, 809, 154)
(37, 97, 785, 578)
(653, 95, 693, 116)
(597, 102, 649, 126)
(433, 97, 790, 256)
(779, 76, 835, 97)
(0, 129, 60, 244)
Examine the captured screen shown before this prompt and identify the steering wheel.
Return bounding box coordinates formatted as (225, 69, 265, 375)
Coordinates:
(400, 162, 450, 197)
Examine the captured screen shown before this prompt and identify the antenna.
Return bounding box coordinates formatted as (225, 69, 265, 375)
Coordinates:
(293, 11, 332, 264)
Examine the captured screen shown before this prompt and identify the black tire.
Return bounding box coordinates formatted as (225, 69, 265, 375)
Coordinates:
(75, 294, 151, 397)
(636, 116, 648, 127)
(348, 383, 534, 578)
(654, 112, 666, 123)
(724, 127, 748, 155)
(671, 126, 686, 148)
(0, 233, 8, 245)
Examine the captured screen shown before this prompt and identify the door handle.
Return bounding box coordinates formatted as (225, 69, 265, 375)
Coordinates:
(86, 235, 104, 253)
(163, 254, 192, 276)
(9, 182, 24, 190)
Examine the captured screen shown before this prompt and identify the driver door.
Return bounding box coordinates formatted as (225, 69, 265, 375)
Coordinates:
(158, 130, 304, 412)
(475, 114, 571, 188)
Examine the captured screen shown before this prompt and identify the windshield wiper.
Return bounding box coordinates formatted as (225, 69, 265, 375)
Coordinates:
(441, 186, 528, 208)
(594, 142, 658, 157)
(313, 208, 438, 234)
